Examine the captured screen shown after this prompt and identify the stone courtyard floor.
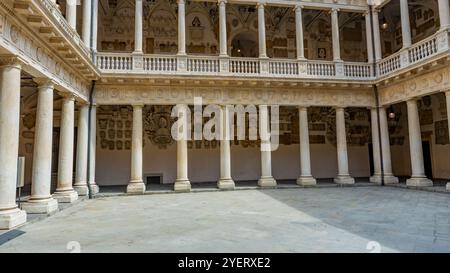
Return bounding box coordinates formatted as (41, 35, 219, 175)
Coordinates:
(1, 186, 450, 253)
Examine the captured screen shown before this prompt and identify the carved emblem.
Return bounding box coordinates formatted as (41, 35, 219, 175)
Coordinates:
(144, 106, 175, 149)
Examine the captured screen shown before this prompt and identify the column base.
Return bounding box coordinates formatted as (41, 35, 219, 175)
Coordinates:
(22, 198, 58, 214)
(258, 177, 277, 188)
(370, 175, 399, 185)
(89, 183, 99, 194)
(127, 181, 146, 194)
(334, 175, 355, 185)
(0, 208, 27, 230)
(217, 178, 235, 190)
(406, 177, 433, 187)
(53, 190, 79, 203)
(297, 176, 317, 186)
(174, 179, 191, 192)
(74, 184, 88, 196)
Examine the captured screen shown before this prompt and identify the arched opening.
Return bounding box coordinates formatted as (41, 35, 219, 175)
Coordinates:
(230, 31, 258, 58)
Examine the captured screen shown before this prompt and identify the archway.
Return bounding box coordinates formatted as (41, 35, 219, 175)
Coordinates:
(230, 31, 258, 58)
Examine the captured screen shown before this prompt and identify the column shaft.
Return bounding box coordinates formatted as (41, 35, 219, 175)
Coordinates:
(334, 107, 355, 184)
(218, 105, 235, 190)
(258, 105, 277, 187)
(372, 9, 382, 61)
(178, 0, 186, 55)
(400, 0, 412, 48)
(378, 107, 399, 184)
(127, 105, 146, 194)
(295, 6, 305, 60)
(54, 95, 78, 203)
(257, 4, 267, 58)
(22, 81, 58, 214)
(297, 107, 316, 185)
(174, 104, 191, 192)
(66, 0, 77, 29)
(134, 0, 143, 53)
(92, 0, 98, 52)
(406, 100, 433, 187)
(219, 0, 228, 56)
(74, 105, 89, 195)
(370, 108, 382, 181)
(82, 0, 92, 47)
(88, 105, 99, 194)
(331, 8, 342, 61)
(438, 0, 450, 30)
(0, 58, 27, 229)
(364, 12, 374, 63)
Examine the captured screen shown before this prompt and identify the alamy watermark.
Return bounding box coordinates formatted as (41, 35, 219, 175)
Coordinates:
(170, 97, 280, 152)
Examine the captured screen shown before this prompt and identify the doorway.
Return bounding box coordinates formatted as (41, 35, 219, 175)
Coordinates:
(368, 143, 375, 176)
(422, 141, 433, 179)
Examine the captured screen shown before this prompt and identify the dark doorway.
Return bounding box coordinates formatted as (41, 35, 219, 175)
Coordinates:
(368, 143, 375, 176)
(146, 175, 162, 185)
(422, 141, 433, 179)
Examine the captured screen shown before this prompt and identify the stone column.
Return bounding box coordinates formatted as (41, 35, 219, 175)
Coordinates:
(92, 0, 98, 52)
(334, 107, 355, 184)
(372, 8, 382, 62)
(0, 57, 27, 229)
(134, 0, 143, 53)
(445, 91, 450, 191)
(257, 3, 267, 58)
(406, 99, 433, 187)
(66, 0, 77, 30)
(174, 104, 191, 192)
(379, 107, 399, 184)
(295, 5, 306, 60)
(82, 0, 92, 47)
(258, 105, 277, 187)
(400, 0, 412, 48)
(297, 107, 316, 185)
(177, 0, 186, 55)
(74, 104, 89, 195)
(331, 8, 342, 62)
(219, 0, 228, 57)
(218, 105, 235, 190)
(438, 0, 450, 30)
(22, 80, 58, 214)
(364, 11, 374, 63)
(88, 105, 99, 194)
(53, 95, 78, 203)
(127, 105, 146, 194)
(370, 107, 382, 183)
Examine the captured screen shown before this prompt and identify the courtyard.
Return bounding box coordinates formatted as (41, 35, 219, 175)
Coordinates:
(1, 186, 449, 253)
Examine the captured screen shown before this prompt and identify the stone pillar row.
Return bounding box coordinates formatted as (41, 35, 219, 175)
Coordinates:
(121, 0, 385, 63)
(0, 56, 101, 229)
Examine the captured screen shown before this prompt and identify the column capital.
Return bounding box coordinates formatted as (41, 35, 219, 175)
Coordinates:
(257, 2, 266, 9)
(294, 5, 304, 12)
(406, 98, 419, 104)
(298, 106, 309, 111)
(444, 90, 450, 97)
(0, 55, 25, 68)
(132, 104, 144, 108)
(331, 7, 340, 14)
(34, 78, 56, 89)
(59, 92, 76, 101)
(218, 0, 227, 5)
(177, 0, 185, 4)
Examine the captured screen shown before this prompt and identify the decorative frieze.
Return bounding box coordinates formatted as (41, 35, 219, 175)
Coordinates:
(379, 65, 450, 106)
(95, 85, 375, 107)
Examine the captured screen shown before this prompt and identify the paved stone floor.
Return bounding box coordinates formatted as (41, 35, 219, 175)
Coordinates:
(1, 187, 450, 253)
